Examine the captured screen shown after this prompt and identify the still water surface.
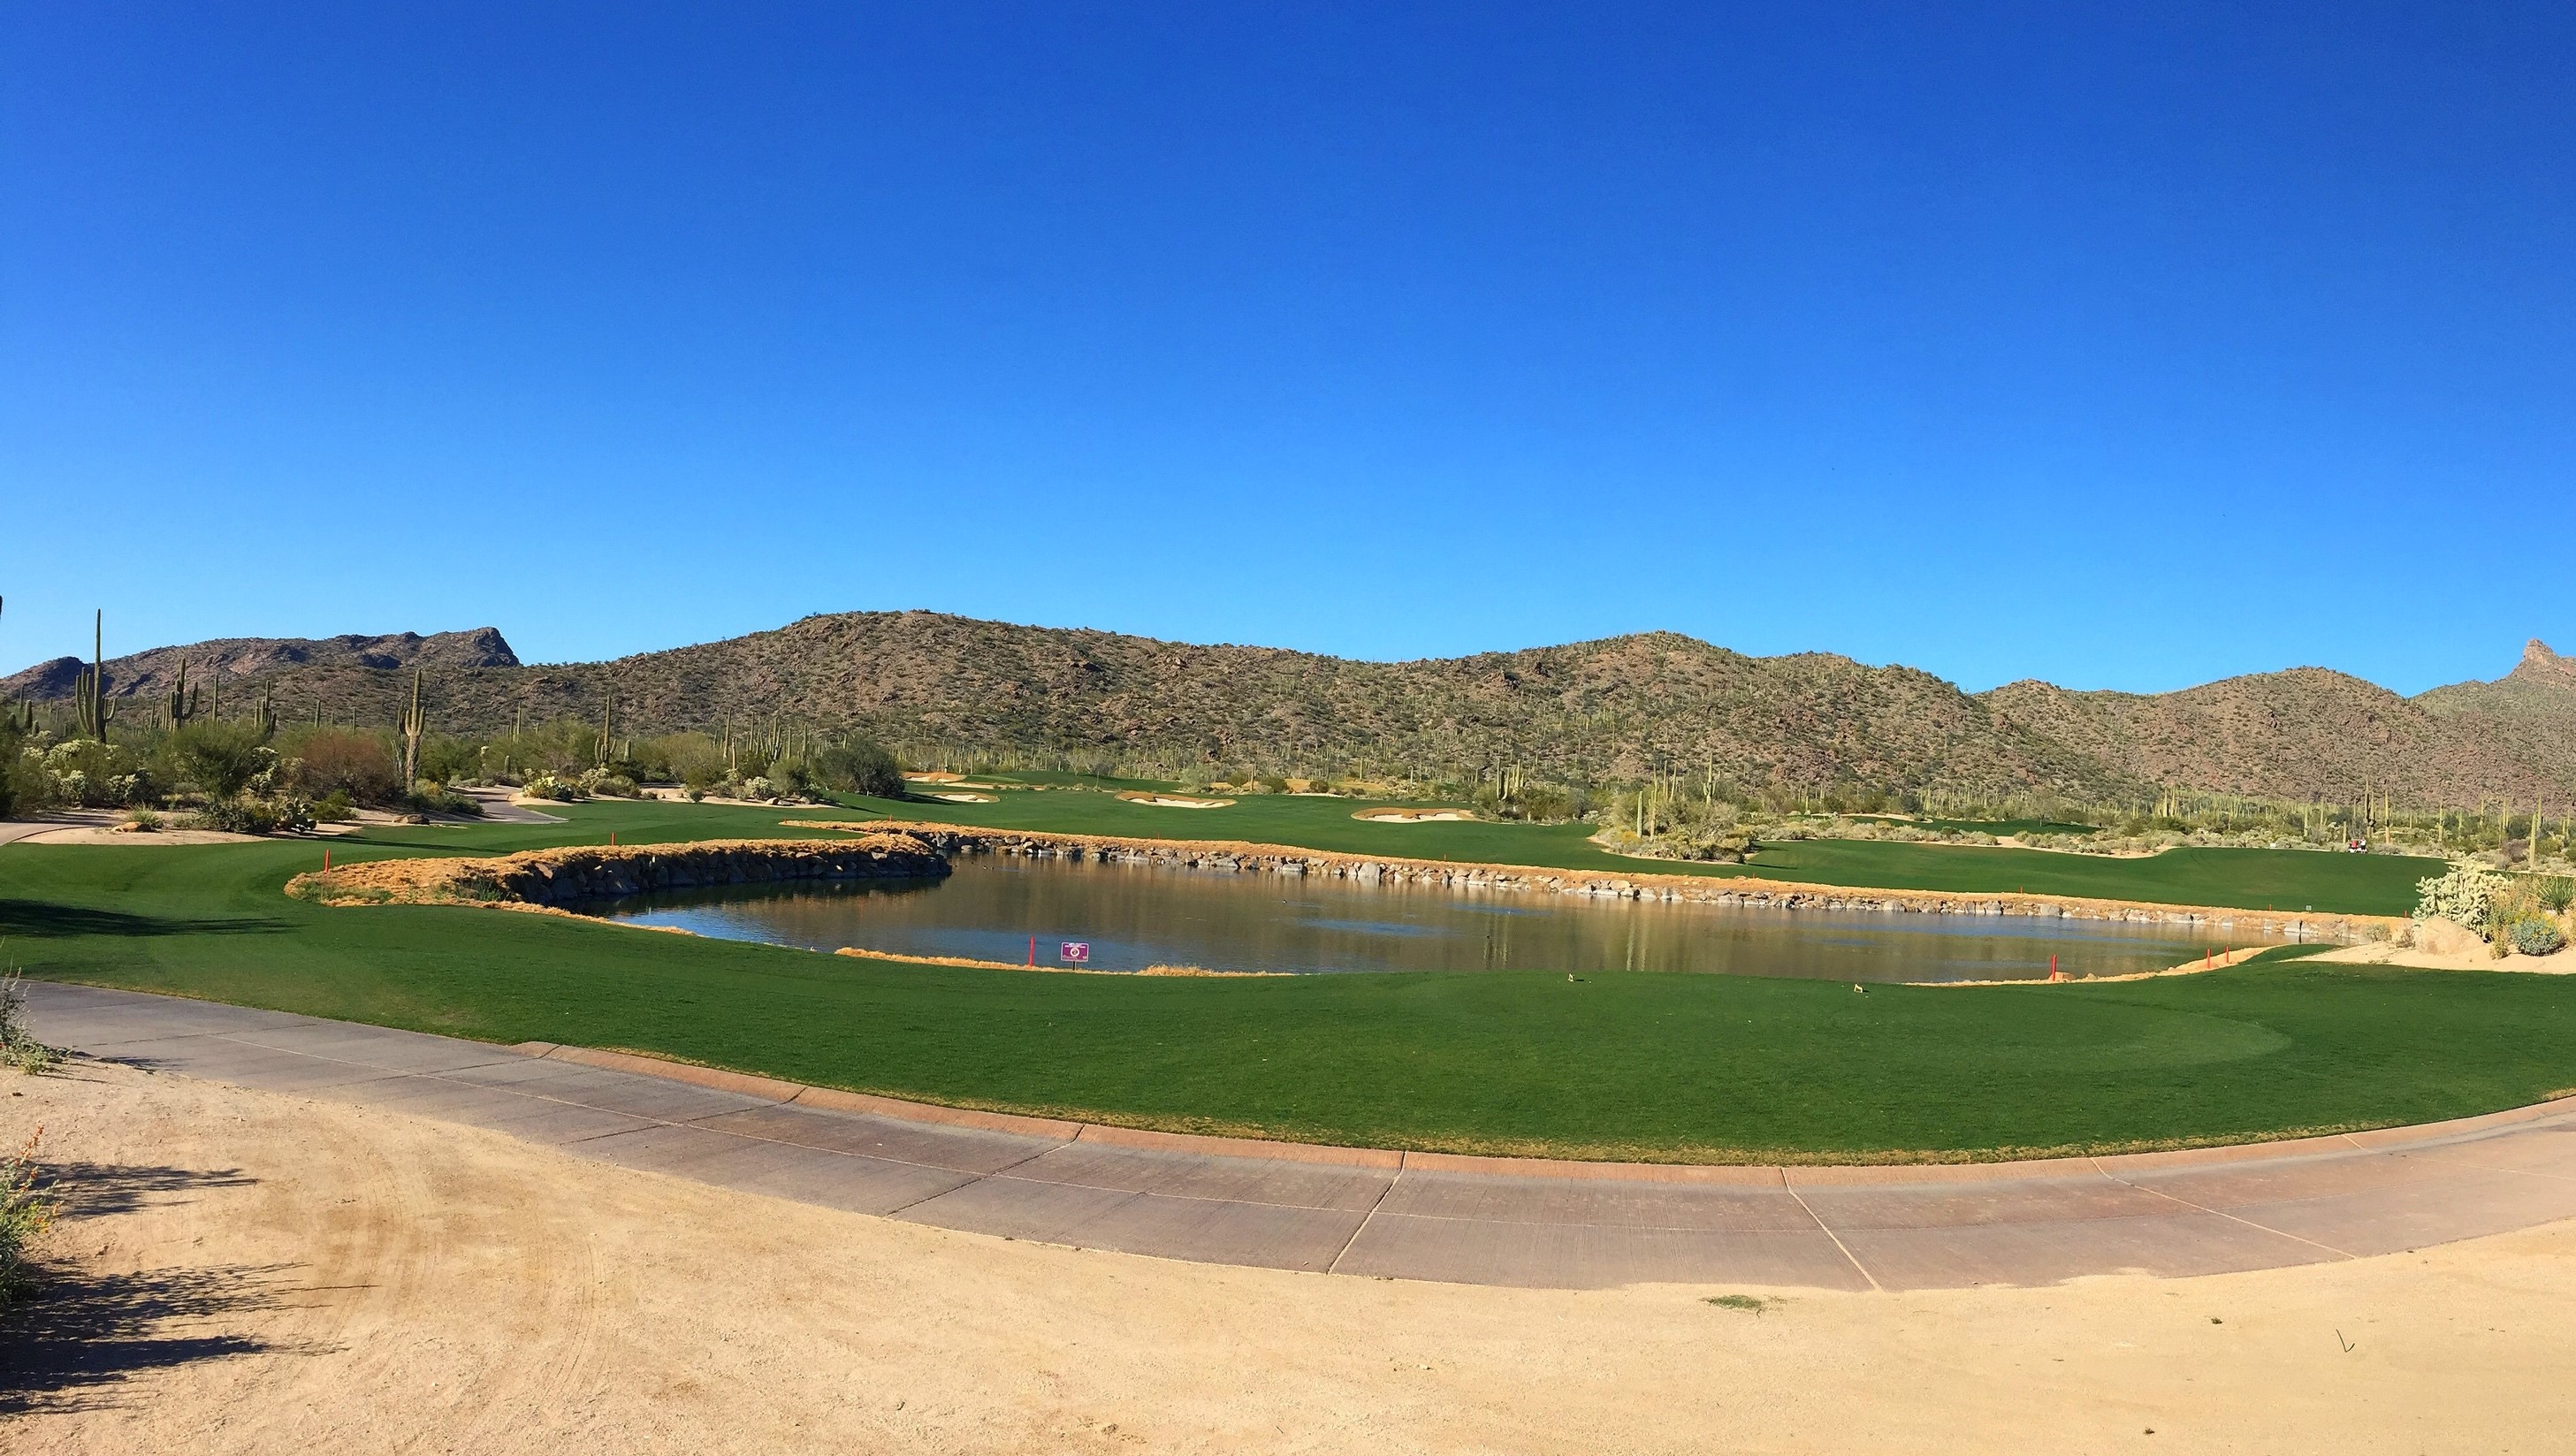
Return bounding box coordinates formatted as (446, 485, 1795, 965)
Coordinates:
(589, 855, 2252, 983)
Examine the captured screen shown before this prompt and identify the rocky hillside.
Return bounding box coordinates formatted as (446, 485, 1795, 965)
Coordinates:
(5, 612, 2569, 805)
(0, 628, 519, 703)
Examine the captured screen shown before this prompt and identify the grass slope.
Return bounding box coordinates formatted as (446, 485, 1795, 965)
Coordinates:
(835, 783, 2439, 916)
(3, 805, 2565, 1162)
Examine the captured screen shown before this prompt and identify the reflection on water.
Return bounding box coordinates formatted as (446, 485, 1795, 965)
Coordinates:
(585, 855, 2258, 983)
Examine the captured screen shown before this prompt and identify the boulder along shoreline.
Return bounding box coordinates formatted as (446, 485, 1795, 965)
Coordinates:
(799, 819, 2398, 944)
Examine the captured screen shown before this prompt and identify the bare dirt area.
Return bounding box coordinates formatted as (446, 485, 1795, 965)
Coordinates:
(4, 1062, 2572, 1453)
(1352, 808, 1475, 823)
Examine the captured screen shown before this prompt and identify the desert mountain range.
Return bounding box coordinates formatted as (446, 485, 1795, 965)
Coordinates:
(5, 613, 2571, 806)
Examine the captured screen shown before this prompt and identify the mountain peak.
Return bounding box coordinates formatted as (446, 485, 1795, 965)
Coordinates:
(2510, 638, 2574, 683)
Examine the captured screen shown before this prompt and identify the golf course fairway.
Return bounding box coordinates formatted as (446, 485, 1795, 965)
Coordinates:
(4, 801, 2568, 1163)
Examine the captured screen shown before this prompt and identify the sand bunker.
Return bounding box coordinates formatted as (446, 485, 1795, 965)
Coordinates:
(1353, 807, 1476, 823)
(924, 791, 999, 804)
(1117, 791, 1235, 809)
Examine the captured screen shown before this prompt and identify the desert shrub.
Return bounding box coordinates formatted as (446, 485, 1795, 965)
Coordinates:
(2537, 876, 2576, 914)
(41, 740, 145, 806)
(406, 780, 481, 816)
(812, 740, 903, 797)
(4, 745, 54, 817)
(0, 1125, 56, 1304)
(2507, 918, 2568, 957)
(188, 796, 315, 835)
(312, 790, 355, 823)
(125, 807, 162, 831)
(575, 769, 638, 798)
(641, 732, 725, 788)
(0, 972, 58, 1075)
(739, 775, 784, 800)
(765, 758, 812, 794)
(521, 774, 589, 802)
(417, 735, 484, 784)
(2414, 865, 2505, 930)
(161, 720, 276, 799)
(291, 728, 402, 805)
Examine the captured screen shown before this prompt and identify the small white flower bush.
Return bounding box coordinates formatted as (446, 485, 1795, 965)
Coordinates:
(2413, 864, 2505, 930)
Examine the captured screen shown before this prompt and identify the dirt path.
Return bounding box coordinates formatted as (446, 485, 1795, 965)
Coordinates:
(4, 1061, 2572, 1454)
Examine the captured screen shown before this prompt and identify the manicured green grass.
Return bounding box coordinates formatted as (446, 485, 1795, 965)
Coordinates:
(830, 783, 2439, 916)
(4, 811, 2567, 1162)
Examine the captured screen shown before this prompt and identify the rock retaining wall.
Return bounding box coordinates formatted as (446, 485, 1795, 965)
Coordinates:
(815, 821, 2393, 943)
(290, 834, 949, 909)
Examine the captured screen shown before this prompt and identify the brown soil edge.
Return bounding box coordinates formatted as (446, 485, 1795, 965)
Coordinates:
(789, 819, 2407, 941)
(509, 1036, 2576, 1176)
(283, 834, 949, 909)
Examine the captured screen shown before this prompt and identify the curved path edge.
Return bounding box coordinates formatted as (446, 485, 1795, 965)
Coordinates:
(27, 980, 2576, 1292)
(519, 1038, 2576, 1185)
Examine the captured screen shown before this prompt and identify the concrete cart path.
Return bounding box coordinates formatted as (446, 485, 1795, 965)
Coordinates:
(26, 980, 2576, 1292)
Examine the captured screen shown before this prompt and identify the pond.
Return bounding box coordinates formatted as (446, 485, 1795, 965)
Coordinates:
(585, 854, 2258, 983)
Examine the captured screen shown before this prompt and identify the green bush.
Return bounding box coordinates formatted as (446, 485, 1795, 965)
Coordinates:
(2508, 919, 2568, 957)
(161, 720, 275, 799)
(2537, 876, 2576, 914)
(405, 780, 482, 816)
(287, 727, 402, 805)
(522, 774, 589, 802)
(313, 789, 356, 822)
(812, 740, 903, 798)
(188, 796, 316, 835)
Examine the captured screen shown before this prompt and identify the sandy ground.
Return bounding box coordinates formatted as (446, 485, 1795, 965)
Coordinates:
(1353, 809, 1475, 824)
(2315, 941, 2576, 974)
(1116, 794, 1233, 809)
(4, 1063, 2572, 1453)
(1, 827, 264, 846)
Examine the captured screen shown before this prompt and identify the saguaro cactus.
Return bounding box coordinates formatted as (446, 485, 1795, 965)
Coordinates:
(159, 659, 202, 733)
(72, 610, 111, 742)
(398, 669, 426, 787)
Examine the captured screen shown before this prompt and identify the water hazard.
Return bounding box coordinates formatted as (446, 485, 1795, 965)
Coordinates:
(586, 854, 2258, 983)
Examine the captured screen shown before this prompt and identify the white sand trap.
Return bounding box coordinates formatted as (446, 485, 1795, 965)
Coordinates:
(1117, 791, 1236, 808)
(925, 791, 999, 804)
(1354, 807, 1476, 823)
(903, 772, 966, 784)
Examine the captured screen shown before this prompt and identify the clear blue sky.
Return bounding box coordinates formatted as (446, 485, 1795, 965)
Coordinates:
(4, 3, 2569, 694)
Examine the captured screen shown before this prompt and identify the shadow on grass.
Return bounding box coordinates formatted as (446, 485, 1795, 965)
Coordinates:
(0, 900, 289, 941)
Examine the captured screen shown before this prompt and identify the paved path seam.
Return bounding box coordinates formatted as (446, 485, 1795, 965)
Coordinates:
(1783, 1182, 1885, 1292)
(2089, 1158, 2359, 1262)
(30, 981, 2576, 1292)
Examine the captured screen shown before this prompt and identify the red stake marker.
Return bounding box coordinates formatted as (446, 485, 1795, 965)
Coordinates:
(1028, 935, 1036, 967)
(323, 849, 331, 872)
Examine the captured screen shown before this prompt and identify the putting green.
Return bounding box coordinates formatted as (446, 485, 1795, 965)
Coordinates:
(4, 803, 2567, 1163)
